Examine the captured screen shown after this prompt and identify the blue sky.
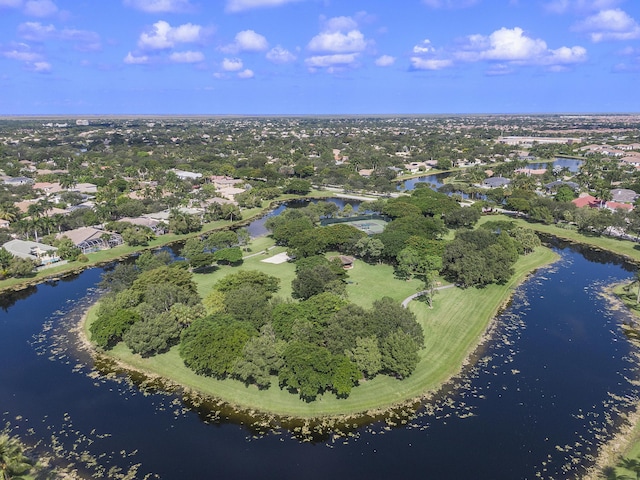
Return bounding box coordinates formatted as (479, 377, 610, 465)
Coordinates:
(0, 0, 639, 115)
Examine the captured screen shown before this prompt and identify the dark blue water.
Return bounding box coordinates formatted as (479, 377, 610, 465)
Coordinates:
(1, 244, 638, 479)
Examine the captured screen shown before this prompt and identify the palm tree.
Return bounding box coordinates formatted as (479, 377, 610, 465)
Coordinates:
(0, 203, 19, 223)
(0, 433, 32, 480)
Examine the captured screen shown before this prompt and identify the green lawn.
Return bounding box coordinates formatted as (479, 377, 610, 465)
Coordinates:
(85, 243, 557, 418)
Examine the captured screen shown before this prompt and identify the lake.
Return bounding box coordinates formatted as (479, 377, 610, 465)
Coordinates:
(1, 237, 638, 479)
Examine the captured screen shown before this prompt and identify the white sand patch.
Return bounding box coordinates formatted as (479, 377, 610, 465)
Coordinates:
(261, 252, 291, 264)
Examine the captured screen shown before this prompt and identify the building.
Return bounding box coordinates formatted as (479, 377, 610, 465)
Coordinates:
(482, 177, 511, 188)
(2, 239, 60, 265)
(57, 227, 123, 254)
(498, 136, 582, 146)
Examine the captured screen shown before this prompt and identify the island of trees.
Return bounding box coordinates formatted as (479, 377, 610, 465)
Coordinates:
(87, 187, 543, 406)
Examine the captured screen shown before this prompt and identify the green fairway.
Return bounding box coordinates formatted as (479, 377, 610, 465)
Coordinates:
(85, 243, 557, 418)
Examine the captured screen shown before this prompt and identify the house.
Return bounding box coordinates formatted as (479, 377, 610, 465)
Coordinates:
(172, 169, 202, 181)
(70, 183, 98, 194)
(544, 180, 579, 192)
(514, 168, 547, 176)
(330, 255, 355, 270)
(482, 177, 511, 188)
(619, 156, 640, 168)
(610, 188, 639, 204)
(119, 216, 167, 234)
(2, 239, 60, 266)
(57, 227, 123, 254)
(2, 176, 34, 186)
(572, 193, 634, 212)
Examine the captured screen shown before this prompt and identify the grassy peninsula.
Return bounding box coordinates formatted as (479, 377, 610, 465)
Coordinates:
(82, 236, 557, 419)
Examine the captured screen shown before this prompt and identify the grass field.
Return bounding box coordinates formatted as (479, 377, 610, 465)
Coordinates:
(84, 241, 557, 418)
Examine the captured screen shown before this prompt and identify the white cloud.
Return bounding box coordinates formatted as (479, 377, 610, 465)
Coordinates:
(544, 0, 622, 14)
(123, 0, 194, 13)
(17, 21, 55, 41)
(17, 22, 101, 51)
(410, 57, 453, 70)
(323, 15, 359, 32)
(375, 54, 395, 67)
(573, 9, 640, 42)
(23, 0, 57, 17)
(266, 45, 296, 63)
(2, 45, 51, 72)
(60, 28, 102, 52)
(237, 68, 254, 78)
(305, 53, 360, 68)
(222, 57, 243, 71)
(138, 20, 203, 50)
(31, 60, 51, 72)
(410, 26, 587, 72)
(222, 30, 268, 54)
(422, 0, 479, 8)
(308, 30, 367, 53)
(225, 0, 300, 13)
(169, 50, 204, 63)
(0, 0, 22, 8)
(413, 39, 435, 54)
(3, 49, 42, 62)
(124, 51, 149, 64)
(460, 27, 587, 64)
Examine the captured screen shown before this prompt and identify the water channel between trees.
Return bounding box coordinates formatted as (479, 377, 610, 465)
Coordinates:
(2, 184, 639, 480)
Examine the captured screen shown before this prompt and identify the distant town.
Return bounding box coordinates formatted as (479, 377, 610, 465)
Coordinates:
(0, 114, 639, 278)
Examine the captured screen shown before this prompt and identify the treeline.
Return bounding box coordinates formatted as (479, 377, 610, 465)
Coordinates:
(265, 188, 540, 290)
(90, 251, 424, 401)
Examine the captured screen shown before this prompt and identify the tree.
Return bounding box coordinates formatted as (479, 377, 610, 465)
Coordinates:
(181, 238, 214, 269)
(0, 433, 32, 480)
(8, 258, 36, 278)
(380, 329, 420, 379)
(292, 264, 345, 300)
(330, 355, 361, 397)
(348, 336, 382, 378)
(213, 247, 243, 265)
(123, 311, 181, 357)
(278, 341, 334, 401)
(555, 185, 576, 202)
(223, 284, 271, 328)
(214, 270, 280, 296)
(179, 316, 256, 378)
(99, 263, 139, 293)
(169, 210, 202, 234)
(283, 179, 311, 195)
(354, 236, 384, 263)
(54, 237, 81, 261)
(444, 206, 481, 229)
(0, 248, 13, 270)
(236, 227, 251, 251)
(233, 324, 285, 389)
(90, 308, 141, 349)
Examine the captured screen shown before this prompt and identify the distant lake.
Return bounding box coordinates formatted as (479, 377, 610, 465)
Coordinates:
(399, 157, 583, 192)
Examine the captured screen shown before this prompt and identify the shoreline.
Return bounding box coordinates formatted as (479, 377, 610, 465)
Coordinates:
(581, 284, 640, 479)
(74, 248, 558, 426)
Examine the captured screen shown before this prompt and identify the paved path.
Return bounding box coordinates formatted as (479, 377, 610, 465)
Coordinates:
(242, 246, 277, 259)
(401, 284, 455, 308)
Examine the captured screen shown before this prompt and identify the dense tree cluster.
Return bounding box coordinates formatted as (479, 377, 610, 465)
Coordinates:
(181, 280, 424, 401)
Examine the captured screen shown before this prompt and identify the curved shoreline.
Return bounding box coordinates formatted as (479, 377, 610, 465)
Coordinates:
(75, 247, 559, 425)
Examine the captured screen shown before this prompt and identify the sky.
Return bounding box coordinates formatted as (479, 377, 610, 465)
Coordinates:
(0, 0, 639, 115)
